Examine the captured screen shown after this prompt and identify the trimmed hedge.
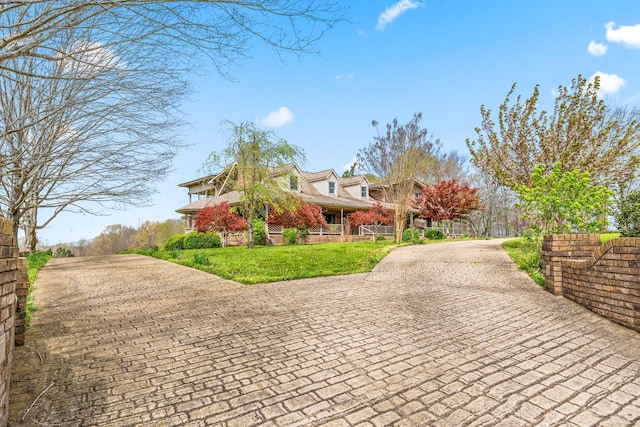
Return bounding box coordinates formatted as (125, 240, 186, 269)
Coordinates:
(183, 231, 221, 249)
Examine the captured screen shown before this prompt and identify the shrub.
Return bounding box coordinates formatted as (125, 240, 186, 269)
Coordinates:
(53, 246, 74, 258)
(183, 232, 221, 249)
(252, 218, 267, 245)
(297, 227, 310, 244)
(376, 235, 386, 242)
(424, 229, 445, 240)
(193, 253, 210, 266)
(402, 227, 420, 243)
(163, 234, 186, 251)
(282, 228, 297, 245)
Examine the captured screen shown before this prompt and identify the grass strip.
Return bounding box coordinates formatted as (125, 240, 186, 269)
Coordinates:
(150, 241, 397, 284)
(502, 238, 545, 287)
(25, 251, 52, 328)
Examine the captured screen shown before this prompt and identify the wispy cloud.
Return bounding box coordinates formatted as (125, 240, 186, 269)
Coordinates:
(590, 71, 626, 96)
(341, 157, 358, 175)
(587, 41, 607, 56)
(605, 21, 640, 48)
(377, 0, 421, 31)
(261, 106, 294, 128)
(335, 73, 354, 80)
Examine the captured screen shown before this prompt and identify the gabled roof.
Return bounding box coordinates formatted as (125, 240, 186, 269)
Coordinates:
(369, 178, 425, 189)
(337, 175, 369, 187)
(302, 169, 338, 182)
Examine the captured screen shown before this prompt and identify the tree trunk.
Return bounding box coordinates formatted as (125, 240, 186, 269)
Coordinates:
(394, 211, 406, 244)
(247, 218, 254, 249)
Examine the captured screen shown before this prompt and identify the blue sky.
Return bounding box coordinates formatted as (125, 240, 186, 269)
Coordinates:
(39, 0, 640, 245)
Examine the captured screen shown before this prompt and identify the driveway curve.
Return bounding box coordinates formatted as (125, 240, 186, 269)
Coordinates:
(9, 239, 640, 426)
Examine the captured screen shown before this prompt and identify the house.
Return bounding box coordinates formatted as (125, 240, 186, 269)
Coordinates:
(176, 163, 404, 239)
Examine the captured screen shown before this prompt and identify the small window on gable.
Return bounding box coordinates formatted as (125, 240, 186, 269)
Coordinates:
(361, 186, 367, 198)
(290, 175, 298, 190)
(329, 181, 336, 194)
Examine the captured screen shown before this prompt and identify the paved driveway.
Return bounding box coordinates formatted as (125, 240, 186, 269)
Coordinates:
(9, 239, 640, 426)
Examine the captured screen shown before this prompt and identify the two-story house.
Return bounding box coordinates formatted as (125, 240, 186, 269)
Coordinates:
(175, 163, 399, 237)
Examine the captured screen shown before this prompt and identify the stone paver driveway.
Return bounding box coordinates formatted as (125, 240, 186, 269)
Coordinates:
(9, 239, 640, 426)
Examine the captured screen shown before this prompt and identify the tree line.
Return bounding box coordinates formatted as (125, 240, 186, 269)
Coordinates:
(47, 219, 184, 256)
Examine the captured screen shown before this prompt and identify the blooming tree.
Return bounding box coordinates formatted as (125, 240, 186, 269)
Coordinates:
(194, 202, 248, 246)
(267, 198, 328, 230)
(412, 179, 482, 222)
(347, 203, 394, 228)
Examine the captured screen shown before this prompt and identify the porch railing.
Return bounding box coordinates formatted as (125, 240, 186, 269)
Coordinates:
(359, 225, 395, 236)
(267, 224, 343, 235)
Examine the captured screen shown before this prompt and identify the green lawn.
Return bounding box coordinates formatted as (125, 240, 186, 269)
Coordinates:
(151, 240, 398, 284)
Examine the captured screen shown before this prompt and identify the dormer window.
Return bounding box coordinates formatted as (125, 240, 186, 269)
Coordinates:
(289, 175, 298, 190)
(329, 182, 336, 194)
(361, 186, 367, 198)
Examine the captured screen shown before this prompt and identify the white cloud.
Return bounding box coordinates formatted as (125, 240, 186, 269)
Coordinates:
(261, 106, 294, 128)
(335, 73, 354, 80)
(587, 40, 607, 56)
(589, 71, 626, 96)
(342, 157, 358, 173)
(57, 40, 124, 77)
(605, 21, 640, 48)
(377, 0, 421, 31)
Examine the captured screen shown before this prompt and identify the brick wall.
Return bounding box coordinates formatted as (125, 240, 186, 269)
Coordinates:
(541, 234, 601, 296)
(14, 259, 28, 347)
(542, 234, 640, 333)
(0, 219, 18, 427)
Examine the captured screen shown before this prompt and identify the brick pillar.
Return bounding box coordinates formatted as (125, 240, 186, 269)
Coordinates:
(14, 259, 28, 347)
(0, 218, 18, 427)
(541, 234, 601, 296)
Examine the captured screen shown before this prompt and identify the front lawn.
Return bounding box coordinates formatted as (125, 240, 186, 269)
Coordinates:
(151, 240, 397, 284)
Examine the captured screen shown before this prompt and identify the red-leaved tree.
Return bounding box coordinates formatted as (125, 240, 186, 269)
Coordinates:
(267, 198, 329, 230)
(412, 179, 482, 222)
(347, 203, 394, 228)
(194, 202, 248, 246)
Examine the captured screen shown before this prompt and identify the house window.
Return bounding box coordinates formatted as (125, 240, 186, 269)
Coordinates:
(324, 213, 336, 224)
(289, 176, 298, 190)
(329, 182, 336, 194)
(361, 186, 367, 198)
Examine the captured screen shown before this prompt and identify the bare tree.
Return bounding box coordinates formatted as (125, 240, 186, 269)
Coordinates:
(0, 1, 345, 68)
(419, 149, 469, 185)
(357, 113, 438, 243)
(0, 1, 345, 248)
(0, 20, 186, 250)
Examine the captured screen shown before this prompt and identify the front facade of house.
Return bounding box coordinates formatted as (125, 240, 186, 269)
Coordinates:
(176, 163, 402, 237)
